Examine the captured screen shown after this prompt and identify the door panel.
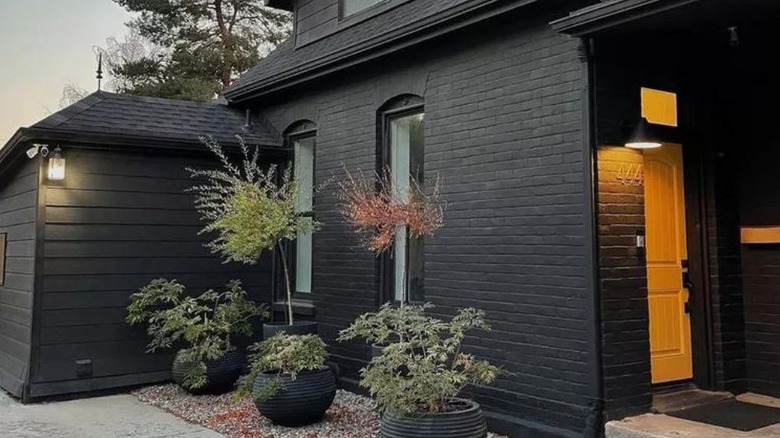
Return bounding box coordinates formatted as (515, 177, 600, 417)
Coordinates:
(644, 143, 693, 384)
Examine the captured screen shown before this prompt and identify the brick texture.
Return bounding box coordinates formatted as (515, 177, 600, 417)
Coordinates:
(595, 147, 652, 420)
(252, 6, 590, 436)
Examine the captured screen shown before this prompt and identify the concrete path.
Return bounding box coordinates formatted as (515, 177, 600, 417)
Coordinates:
(606, 393, 780, 438)
(0, 391, 225, 438)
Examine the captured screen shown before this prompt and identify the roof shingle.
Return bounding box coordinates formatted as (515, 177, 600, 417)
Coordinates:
(32, 91, 282, 147)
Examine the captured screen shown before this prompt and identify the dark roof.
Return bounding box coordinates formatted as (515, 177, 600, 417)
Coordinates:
(31, 91, 282, 147)
(225, 0, 501, 101)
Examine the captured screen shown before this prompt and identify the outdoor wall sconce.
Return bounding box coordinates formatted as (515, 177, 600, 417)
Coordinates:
(625, 117, 662, 149)
(47, 146, 66, 181)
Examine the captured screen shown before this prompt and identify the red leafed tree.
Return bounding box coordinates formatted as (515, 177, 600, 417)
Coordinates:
(337, 167, 444, 254)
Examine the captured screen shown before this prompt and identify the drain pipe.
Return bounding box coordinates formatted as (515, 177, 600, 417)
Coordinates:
(579, 37, 605, 438)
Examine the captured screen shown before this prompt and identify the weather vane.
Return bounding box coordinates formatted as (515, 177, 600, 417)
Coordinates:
(96, 53, 104, 91)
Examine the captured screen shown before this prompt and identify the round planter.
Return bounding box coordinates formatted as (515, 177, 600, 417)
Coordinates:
(380, 399, 487, 438)
(262, 321, 318, 339)
(252, 367, 337, 426)
(172, 350, 243, 394)
(371, 342, 388, 358)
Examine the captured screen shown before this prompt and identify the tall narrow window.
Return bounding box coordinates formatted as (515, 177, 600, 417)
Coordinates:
(386, 108, 425, 303)
(294, 135, 315, 295)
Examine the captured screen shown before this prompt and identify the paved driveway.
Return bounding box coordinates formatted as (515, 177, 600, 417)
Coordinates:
(0, 391, 224, 438)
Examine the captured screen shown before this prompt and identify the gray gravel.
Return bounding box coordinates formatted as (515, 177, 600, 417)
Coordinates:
(134, 384, 508, 438)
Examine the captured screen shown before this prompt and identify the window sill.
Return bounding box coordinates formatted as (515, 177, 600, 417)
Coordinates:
(272, 299, 315, 317)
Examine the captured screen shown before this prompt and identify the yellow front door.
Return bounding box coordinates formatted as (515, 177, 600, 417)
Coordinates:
(643, 143, 693, 384)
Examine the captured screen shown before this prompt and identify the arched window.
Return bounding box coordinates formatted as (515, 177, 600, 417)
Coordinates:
(378, 95, 425, 303)
(286, 121, 316, 297)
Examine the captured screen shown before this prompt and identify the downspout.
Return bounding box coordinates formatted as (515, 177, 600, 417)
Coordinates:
(579, 37, 605, 438)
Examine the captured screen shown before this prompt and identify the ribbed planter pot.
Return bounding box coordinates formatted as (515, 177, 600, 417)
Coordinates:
(262, 321, 318, 339)
(252, 367, 337, 426)
(380, 399, 487, 438)
(371, 342, 388, 358)
(172, 350, 243, 394)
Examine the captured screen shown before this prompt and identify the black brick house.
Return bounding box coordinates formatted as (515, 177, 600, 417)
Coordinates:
(1, 1, 779, 437)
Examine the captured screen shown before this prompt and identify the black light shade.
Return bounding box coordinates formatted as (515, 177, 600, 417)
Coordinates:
(625, 117, 662, 149)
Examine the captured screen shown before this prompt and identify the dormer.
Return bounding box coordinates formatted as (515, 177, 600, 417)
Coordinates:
(266, 0, 410, 48)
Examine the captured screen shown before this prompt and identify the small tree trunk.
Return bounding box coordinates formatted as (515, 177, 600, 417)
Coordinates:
(277, 242, 294, 325)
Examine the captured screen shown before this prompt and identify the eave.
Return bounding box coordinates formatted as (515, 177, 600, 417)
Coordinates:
(0, 127, 287, 178)
(264, 0, 293, 12)
(550, 0, 701, 36)
(225, 0, 543, 103)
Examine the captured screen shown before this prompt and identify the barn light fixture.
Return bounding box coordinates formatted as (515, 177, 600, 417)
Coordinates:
(625, 117, 662, 149)
(47, 146, 66, 181)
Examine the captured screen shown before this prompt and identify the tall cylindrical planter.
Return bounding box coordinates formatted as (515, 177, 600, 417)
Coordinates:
(172, 350, 243, 394)
(380, 399, 487, 438)
(263, 321, 318, 339)
(253, 367, 337, 426)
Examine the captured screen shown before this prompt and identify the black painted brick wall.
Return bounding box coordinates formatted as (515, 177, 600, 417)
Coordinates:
(251, 6, 591, 436)
(595, 147, 652, 420)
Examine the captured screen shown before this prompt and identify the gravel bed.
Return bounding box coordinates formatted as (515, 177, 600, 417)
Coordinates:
(133, 384, 507, 438)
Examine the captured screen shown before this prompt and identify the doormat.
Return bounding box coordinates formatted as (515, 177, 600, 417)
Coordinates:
(668, 399, 780, 431)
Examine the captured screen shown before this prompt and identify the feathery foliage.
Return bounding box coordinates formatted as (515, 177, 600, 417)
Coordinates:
(127, 278, 268, 389)
(237, 332, 328, 402)
(338, 303, 502, 417)
(188, 136, 317, 324)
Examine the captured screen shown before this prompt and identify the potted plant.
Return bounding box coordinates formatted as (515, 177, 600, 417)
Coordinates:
(237, 332, 336, 426)
(189, 136, 319, 337)
(339, 303, 502, 438)
(127, 278, 268, 394)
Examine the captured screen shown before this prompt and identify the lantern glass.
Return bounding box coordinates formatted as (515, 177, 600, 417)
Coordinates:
(48, 148, 66, 181)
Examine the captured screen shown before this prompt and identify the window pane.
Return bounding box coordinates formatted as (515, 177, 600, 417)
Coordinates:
(294, 136, 314, 295)
(295, 137, 314, 213)
(342, 0, 383, 17)
(296, 218, 313, 294)
(389, 112, 424, 302)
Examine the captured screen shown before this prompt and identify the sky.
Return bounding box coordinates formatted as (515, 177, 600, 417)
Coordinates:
(0, 1, 131, 146)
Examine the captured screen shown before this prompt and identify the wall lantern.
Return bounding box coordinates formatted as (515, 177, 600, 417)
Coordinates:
(625, 117, 662, 149)
(47, 146, 66, 181)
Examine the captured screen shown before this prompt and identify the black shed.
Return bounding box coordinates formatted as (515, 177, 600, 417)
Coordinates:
(0, 92, 280, 401)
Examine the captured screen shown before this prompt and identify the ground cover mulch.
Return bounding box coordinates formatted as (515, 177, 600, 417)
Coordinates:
(133, 384, 507, 438)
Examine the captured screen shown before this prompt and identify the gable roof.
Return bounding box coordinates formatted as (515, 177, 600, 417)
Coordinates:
(30, 91, 281, 147)
(225, 0, 537, 102)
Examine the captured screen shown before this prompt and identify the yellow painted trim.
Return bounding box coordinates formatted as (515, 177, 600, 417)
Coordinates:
(741, 227, 780, 244)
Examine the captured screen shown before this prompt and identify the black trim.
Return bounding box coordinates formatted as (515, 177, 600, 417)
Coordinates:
(550, 0, 702, 36)
(683, 136, 716, 391)
(0, 233, 6, 286)
(580, 37, 605, 438)
(376, 99, 424, 305)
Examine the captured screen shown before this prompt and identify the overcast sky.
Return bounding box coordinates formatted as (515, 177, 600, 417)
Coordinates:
(0, 1, 130, 146)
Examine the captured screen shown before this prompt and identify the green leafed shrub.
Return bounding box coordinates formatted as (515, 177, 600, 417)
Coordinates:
(188, 136, 318, 324)
(237, 332, 328, 402)
(338, 303, 502, 417)
(127, 278, 269, 389)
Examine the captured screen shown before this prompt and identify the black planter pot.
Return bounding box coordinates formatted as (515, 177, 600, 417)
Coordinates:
(380, 399, 487, 438)
(172, 350, 243, 394)
(262, 321, 318, 339)
(371, 342, 388, 358)
(252, 367, 337, 426)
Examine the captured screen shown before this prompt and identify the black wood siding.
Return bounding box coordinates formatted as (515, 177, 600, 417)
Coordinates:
(0, 158, 38, 397)
(256, 6, 590, 437)
(28, 148, 271, 398)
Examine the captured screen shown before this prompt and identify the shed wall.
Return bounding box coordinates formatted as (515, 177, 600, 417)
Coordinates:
(28, 148, 271, 398)
(0, 157, 39, 397)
